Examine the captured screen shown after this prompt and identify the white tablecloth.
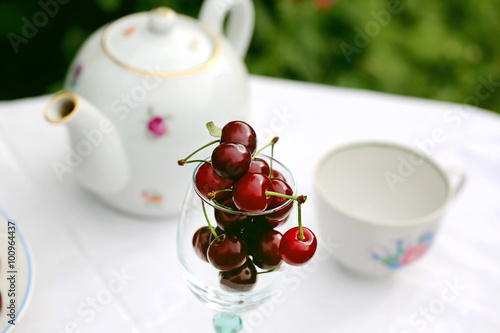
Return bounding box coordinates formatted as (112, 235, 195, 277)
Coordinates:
(1, 76, 499, 332)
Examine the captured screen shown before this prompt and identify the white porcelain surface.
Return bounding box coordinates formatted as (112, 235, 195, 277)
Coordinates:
(44, 1, 254, 217)
(0, 208, 34, 332)
(315, 142, 466, 276)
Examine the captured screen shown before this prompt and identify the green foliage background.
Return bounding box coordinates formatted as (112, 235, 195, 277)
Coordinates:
(1, 0, 499, 112)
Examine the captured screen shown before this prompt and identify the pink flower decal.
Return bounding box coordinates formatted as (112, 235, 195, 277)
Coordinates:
(400, 244, 428, 265)
(71, 63, 82, 87)
(148, 116, 167, 137)
(146, 107, 171, 138)
(371, 231, 434, 270)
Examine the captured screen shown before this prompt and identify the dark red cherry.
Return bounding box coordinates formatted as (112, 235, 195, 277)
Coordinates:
(214, 197, 253, 232)
(247, 158, 270, 176)
(195, 162, 233, 197)
(250, 228, 283, 269)
(208, 233, 248, 271)
(265, 179, 294, 224)
(219, 259, 257, 292)
(192, 226, 212, 262)
(280, 227, 317, 266)
(270, 169, 287, 182)
(232, 173, 273, 212)
(221, 121, 257, 155)
(211, 143, 251, 180)
(242, 217, 271, 253)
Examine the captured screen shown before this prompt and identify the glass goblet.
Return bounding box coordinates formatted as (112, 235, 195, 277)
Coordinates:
(177, 155, 296, 332)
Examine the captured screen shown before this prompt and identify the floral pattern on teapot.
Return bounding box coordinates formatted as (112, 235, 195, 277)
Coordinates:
(70, 63, 83, 87)
(142, 190, 164, 204)
(146, 107, 171, 138)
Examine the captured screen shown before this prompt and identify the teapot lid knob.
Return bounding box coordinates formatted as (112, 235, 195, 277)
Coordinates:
(149, 7, 176, 34)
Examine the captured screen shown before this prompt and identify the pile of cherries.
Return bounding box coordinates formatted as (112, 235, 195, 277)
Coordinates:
(179, 121, 317, 292)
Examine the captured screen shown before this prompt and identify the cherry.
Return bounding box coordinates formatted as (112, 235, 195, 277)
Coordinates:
(270, 169, 287, 182)
(192, 226, 212, 262)
(208, 233, 248, 271)
(219, 259, 257, 292)
(232, 173, 273, 212)
(280, 226, 317, 266)
(265, 179, 294, 224)
(221, 121, 257, 155)
(214, 196, 253, 232)
(195, 162, 233, 198)
(250, 228, 283, 269)
(211, 143, 251, 180)
(247, 158, 270, 176)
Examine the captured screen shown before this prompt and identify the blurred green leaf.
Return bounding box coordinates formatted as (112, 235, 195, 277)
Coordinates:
(94, 0, 123, 13)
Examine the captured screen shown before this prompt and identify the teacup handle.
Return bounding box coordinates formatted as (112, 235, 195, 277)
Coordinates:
(445, 167, 466, 198)
(199, 0, 255, 58)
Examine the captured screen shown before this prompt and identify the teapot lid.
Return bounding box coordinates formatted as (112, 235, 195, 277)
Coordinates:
(101, 7, 221, 77)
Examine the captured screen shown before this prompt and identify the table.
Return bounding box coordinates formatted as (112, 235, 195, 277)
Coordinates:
(1, 75, 499, 332)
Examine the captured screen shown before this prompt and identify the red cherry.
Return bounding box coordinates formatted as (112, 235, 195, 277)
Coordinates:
(280, 227, 317, 266)
(221, 121, 257, 155)
(219, 259, 257, 292)
(250, 228, 283, 269)
(211, 143, 251, 180)
(195, 162, 233, 197)
(208, 233, 248, 271)
(214, 197, 253, 232)
(192, 226, 212, 262)
(248, 158, 270, 176)
(270, 169, 287, 182)
(265, 179, 294, 224)
(232, 173, 273, 212)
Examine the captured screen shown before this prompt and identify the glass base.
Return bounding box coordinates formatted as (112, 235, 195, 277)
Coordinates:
(213, 314, 243, 333)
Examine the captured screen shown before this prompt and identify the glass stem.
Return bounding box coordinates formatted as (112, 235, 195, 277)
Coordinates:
(213, 313, 243, 333)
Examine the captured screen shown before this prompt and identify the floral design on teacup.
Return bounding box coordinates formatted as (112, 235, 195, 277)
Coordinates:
(371, 231, 434, 269)
(146, 107, 172, 138)
(142, 190, 163, 204)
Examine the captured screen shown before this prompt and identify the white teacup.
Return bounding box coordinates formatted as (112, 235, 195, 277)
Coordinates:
(314, 141, 465, 277)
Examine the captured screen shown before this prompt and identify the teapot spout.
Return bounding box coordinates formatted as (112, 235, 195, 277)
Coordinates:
(44, 92, 130, 195)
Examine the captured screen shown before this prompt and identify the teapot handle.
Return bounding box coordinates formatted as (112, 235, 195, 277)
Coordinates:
(199, 0, 254, 58)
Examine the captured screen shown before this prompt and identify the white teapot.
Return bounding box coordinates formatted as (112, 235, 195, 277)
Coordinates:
(44, 1, 254, 217)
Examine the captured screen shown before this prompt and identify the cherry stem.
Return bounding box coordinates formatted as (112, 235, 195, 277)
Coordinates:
(207, 190, 234, 210)
(177, 139, 219, 165)
(252, 137, 279, 160)
(270, 143, 275, 179)
(264, 191, 307, 205)
(257, 268, 276, 275)
(201, 200, 220, 242)
(178, 159, 211, 166)
(298, 203, 305, 240)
